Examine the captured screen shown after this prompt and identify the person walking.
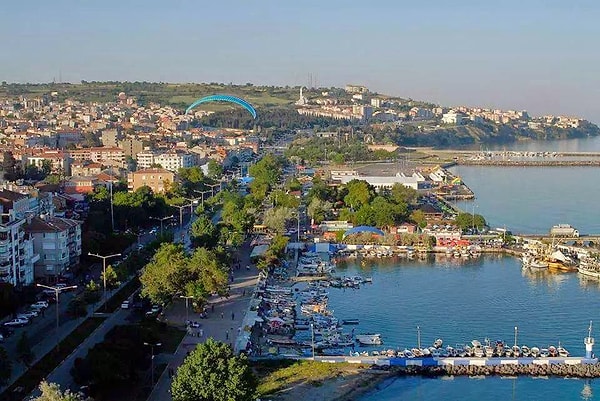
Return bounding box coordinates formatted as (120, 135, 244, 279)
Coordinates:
(226, 330, 229, 340)
(221, 312, 224, 319)
(231, 311, 235, 320)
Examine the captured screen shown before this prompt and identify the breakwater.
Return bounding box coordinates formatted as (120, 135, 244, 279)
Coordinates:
(395, 362, 600, 378)
(458, 160, 600, 167)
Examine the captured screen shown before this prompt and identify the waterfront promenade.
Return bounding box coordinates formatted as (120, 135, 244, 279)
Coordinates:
(147, 241, 259, 401)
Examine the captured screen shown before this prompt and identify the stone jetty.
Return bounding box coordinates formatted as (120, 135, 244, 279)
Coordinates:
(396, 363, 600, 378)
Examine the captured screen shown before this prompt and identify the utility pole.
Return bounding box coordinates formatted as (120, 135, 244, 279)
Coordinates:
(36, 283, 77, 351)
(417, 325, 421, 349)
(206, 183, 220, 197)
(194, 190, 212, 206)
(172, 204, 192, 230)
(180, 295, 194, 324)
(88, 252, 121, 310)
(109, 181, 115, 232)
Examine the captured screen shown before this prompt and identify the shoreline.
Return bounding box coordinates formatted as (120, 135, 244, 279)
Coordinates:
(395, 363, 600, 378)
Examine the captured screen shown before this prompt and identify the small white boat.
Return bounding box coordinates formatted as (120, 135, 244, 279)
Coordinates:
(557, 346, 569, 357)
(356, 333, 383, 345)
(540, 348, 549, 357)
(433, 338, 443, 349)
(484, 345, 494, 357)
(530, 347, 540, 357)
(404, 349, 415, 358)
(512, 345, 521, 357)
(521, 345, 531, 357)
(473, 347, 485, 358)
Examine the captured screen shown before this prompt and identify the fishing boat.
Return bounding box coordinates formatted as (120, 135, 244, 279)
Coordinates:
(540, 348, 549, 357)
(530, 347, 540, 357)
(484, 345, 494, 357)
(577, 258, 600, 279)
(355, 333, 383, 345)
(342, 319, 360, 325)
(433, 338, 443, 349)
(521, 345, 531, 357)
(548, 345, 558, 357)
(511, 345, 521, 357)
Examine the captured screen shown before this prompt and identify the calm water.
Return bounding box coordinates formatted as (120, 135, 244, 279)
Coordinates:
(340, 138, 600, 400)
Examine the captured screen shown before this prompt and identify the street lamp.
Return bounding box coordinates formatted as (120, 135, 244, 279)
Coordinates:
(144, 342, 162, 385)
(172, 204, 192, 230)
(150, 215, 174, 235)
(179, 295, 194, 325)
(36, 283, 77, 351)
(88, 252, 121, 310)
(193, 190, 212, 206)
(206, 183, 220, 197)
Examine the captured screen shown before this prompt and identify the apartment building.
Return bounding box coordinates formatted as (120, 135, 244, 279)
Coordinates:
(26, 215, 82, 282)
(127, 168, 176, 193)
(0, 190, 39, 287)
(136, 150, 195, 171)
(68, 146, 124, 167)
(26, 150, 71, 174)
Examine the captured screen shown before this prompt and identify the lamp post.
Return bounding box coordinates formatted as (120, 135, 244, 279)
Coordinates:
(184, 197, 201, 217)
(150, 215, 173, 236)
(172, 204, 192, 230)
(417, 325, 421, 350)
(206, 183, 220, 197)
(179, 295, 194, 325)
(88, 252, 121, 310)
(514, 326, 518, 347)
(194, 190, 212, 206)
(144, 342, 162, 385)
(36, 283, 77, 351)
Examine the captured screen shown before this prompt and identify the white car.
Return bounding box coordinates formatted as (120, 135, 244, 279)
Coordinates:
(31, 301, 49, 310)
(3, 318, 29, 327)
(17, 310, 37, 319)
(121, 300, 130, 309)
(145, 305, 161, 316)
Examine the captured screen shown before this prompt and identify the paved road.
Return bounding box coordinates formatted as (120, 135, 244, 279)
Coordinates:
(148, 240, 259, 401)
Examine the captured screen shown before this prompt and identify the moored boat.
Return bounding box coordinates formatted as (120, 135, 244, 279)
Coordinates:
(356, 333, 383, 345)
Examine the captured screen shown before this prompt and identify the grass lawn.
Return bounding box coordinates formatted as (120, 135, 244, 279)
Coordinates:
(253, 360, 369, 397)
(140, 320, 186, 354)
(2, 316, 107, 401)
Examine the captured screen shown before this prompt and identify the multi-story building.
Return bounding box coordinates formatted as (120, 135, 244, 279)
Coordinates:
(25, 150, 71, 174)
(26, 215, 82, 283)
(127, 168, 176, 193)
(0, 190, 39, 287)
(71, 161, 103, 177)
(68, 146, 124, 167)
(154, 150, 196, 171)
(135, 151, 156, 169)
(119, 138, 144, 159)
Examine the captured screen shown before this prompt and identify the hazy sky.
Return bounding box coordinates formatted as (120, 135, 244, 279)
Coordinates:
(2, 0, 599, 122)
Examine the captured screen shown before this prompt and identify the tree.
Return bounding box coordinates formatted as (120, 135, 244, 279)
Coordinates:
(409, 210, 427, 229)
(207, 159, 223, 179)
(0, 346, 11, 386)
(171, 339, 257, 401)
(190, 215, 218, 248)
(263, 207, 295, 233)
(16, 332, 35, 367)
(101, 265, 120, 289)
(454, 212, 487, 232)
(343, 179, 374, 209)
(140, 243, 188, 305)
(32, 381, 89, 401)
(390, 183, 418, 205)
(68, 296, 88, 318)
(83, 280, 101, 304)
(307, 197, 332, 224)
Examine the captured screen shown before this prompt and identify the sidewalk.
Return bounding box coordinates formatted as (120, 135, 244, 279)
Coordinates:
(148, 242, 259, 401)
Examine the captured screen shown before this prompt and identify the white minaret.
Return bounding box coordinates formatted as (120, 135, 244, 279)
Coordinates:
(585, 320, 595, 359)
(295, 86, 308, 106)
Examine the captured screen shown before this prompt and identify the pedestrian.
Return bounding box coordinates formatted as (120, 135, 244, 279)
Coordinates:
(237, 327, 241, 335)
(221, 312, 224, 319)
(211, 304, 215, 313)
(230, 275, 234, 283)
(199, 328, 204, 337)
(242, 289, 246, 296)
(226, 330, 229, 340)
(246, 265, 250, 271)
(231, 311, 235, 320)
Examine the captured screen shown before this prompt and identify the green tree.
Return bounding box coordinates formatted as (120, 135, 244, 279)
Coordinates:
(32, 381, 89, 401)
(263, 207, 295, 233)
(0, 346, 11, 386)
(307, 197, 332, 224)
(16, 332, 35, 367)
(454, 212, 487, 232)
(409, 209, 427, 229)
(140, 243, 188, 305)
(343, 179, 374, 209)
(207, 159, 224, 179)
(83, 280, 101, 304)
(101, 265, 120, 289)
(186, 248, 229, 302)
(171, 339, 257, 401)
(190, 215, 218, 248)
(390, 183, 418, 205)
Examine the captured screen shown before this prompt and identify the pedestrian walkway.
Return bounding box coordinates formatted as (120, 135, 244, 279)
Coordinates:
(148, 241, 259, 401)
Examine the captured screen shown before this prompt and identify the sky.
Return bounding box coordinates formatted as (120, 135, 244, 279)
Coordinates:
(1, 0, 599, 122)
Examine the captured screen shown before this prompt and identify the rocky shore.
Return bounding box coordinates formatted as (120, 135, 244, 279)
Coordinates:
(395, 363, 600, 378)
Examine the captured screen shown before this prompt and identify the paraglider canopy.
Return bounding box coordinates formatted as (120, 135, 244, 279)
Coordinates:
(185, 94, 257, 119)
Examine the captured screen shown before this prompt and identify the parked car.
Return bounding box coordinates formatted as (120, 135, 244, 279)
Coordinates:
(121, 300, 130, 309)
(3, 318, 29, 327)
(18, 310, 38, 319)
(145, 305, 161, 317)
(31, 301, 49, 310)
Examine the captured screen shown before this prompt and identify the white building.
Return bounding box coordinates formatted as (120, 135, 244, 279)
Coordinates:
(337, 173, 425, 191)
(442, 111, 463, 125)
(26, 215, 82, 283)
(0, 190, 39, 287)
(154, 151, 196, 172)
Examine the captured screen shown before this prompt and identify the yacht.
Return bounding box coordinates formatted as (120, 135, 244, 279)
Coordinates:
(355, 333, 383, 345)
